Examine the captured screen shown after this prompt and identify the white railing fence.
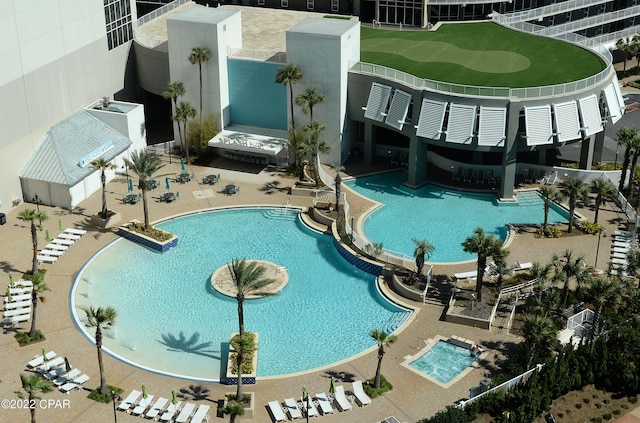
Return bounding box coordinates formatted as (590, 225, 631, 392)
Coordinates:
(136, 0, 190, 28)
(602, 173, 640, 227)
(489, 279, 538, 330)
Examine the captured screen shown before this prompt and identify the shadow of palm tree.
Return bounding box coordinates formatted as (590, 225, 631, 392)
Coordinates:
(177, 384, 212, 402)
(323, 370, 355, 383)
(158, 331, 221, 359)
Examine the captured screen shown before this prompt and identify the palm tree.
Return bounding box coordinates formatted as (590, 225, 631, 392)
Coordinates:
(616, 127, 639, 192)
(162, 81, 186, 149)
(124, 150, 165, 230)
(590, 178, 617, 224)
(370, 329, 397, 389)
(332, 164, 345, 217)
(85, 306, 117, 395)
(275, 64, 303, 134)
(522, 314, 556, 369)
(560, 177, 590, 234)
(27, 272, 49, 339)
(18, 209, 49, 274)
(228, 258, 277, 401)
(15, 373, 53, 423)
(221, 400, 245, 423)
(295, 87, 325, 123)
(528, 262, 552, 301)
(552, 249, 586, 308)
(189, 47, 210, 161)
(626, 249, 640, 287)
(489, 255, 512, 289)
(90, 158, 117, 219)
(616, 36, 640, 74)
(412, 238, 434, 278)
(174, 101, 197, 163)
(587, 276, 620, 340)
(539, 186, 564, 231)
(303, 120, 329, 186)
(461, 227, 505, 302)
(628, 134, 640, 195)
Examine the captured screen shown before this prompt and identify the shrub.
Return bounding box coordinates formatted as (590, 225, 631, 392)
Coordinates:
(15, 330, 45, 346)
(88, 386, 124, 403)
(537, 226, 562, 238)
(229, 332, 257, 375)
(602, 413, 612, 420)
(364, 242, 384, 257)
(629, 396, 638, 404)
(126, 223, 174, 242)
(613, 409, 621, 415)
(576, 403, 583, 409)
(363, 375, 393, 398)
(592, 417, 602, 423)
(578, 221, 602, 234)
(583, 398, 590, 404)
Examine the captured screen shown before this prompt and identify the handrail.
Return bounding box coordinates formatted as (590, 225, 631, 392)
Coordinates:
(500, 0, 615, 22)
(135, 0, 190, 28)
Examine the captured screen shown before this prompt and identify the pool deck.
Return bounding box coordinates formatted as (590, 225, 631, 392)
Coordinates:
(0, 154, 632, 423)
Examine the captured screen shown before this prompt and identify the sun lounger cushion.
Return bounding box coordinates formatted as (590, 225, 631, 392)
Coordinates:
(27, 351, 57, 368)
(352, 380, 372, 406)
(159, 401, 181, 421)
(315, 393, 334, 415)
(333, 385, 352, 411)
(59, 374, 89, 393)
(131, 395, 154, 415)
(145, 397, 168, 419)
(53, 368, 81, 386)
(175, 402, 196, 423)
(118, 389, 142, 411)
(284, 398, 302, 419)
(190, 404, 211, 423)
(268, 401, 286, 422)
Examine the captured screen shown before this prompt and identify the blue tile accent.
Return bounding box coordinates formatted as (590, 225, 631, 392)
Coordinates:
(333, 239, 383, 276)
(224, 376, 256, 385)
(117, 228, 178, 252)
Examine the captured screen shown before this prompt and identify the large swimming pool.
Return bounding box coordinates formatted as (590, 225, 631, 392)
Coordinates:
(345, 171, 569, 262)
(71, 207, 411, 381)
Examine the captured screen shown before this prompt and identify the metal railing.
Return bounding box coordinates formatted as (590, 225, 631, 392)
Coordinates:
(227, 48, 286, 63)
(135, 0, 190, 28)
(533, 6, 640, 37)
(603, 173, 640, 227)
(501, 0, 614, 22)
(593, 24, 640, 45)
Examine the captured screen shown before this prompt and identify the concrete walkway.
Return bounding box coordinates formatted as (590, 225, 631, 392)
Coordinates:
(0, 155, 633, 423)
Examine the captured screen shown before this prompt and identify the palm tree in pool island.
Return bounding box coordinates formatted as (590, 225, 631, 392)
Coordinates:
(275, 63, 303, 134)
(412, 238, 434, 281)
(462, 227, 505, 302)
(228, 258, 277, 401)
(16, 373, 53, 423)
(18, 208, 49, 274)
(85, 306, 117, 395)
(189, 47, 210, 163)
(124, 150, 165, 230)
(90, 158, 117, 219)
(370, 329, 397, 389)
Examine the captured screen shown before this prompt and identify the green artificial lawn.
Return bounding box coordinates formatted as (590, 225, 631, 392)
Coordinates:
(360, 22, 606, 88)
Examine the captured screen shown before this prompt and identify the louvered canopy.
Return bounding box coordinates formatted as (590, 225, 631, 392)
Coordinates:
(603, 79, 625, 124)
(524, 105, 554, 146)
(477, 106, 506, 147)
(578, 95, 603, 137)
(415, 99, 447, 140)
(445, 103, 477, 144)
(553, 101, 581, 143)
(385, 89, 412, 130)
(363, 82, 391, 122)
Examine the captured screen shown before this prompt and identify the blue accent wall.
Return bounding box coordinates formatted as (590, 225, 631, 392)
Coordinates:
(227, 59, 287, 130)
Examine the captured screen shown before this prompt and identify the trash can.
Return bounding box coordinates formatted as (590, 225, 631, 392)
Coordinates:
(0, 213, 6, 225)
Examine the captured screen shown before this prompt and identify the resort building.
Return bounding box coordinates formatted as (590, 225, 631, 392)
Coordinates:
(0, 0, 631, 213)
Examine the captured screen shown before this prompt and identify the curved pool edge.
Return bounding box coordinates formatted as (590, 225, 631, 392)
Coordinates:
(70, 205, 415, 383)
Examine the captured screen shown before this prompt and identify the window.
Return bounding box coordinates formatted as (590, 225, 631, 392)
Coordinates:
(258, 0, 265, 4)
(332, 0, 339, 12)
(281, 0, 288, 7)
(104, 0, 132, 50)
(307, 0, 314, 9)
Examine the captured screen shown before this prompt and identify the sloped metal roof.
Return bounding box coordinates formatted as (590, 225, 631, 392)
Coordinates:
(20, 110, 132, 186)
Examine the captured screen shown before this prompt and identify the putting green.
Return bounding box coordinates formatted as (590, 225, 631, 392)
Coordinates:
(360, 39, 531, 74)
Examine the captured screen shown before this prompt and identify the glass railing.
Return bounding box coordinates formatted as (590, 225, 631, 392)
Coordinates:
(135, 0, 190, 28)
(500, 0, 610, 22)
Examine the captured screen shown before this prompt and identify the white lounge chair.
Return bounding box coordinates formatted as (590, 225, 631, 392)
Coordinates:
(118, 389, 141, 411)
(190, 404, 211, 423)
(40, 249, 64, 257)
(454, 270, 477, 280)
(57, 233, 81, 241)
(268, 400, 286, 422)
(333, 385, 352, 411)
(131, 394, 154, 416)
(3, 314, 30, 327)
(60, 374, 89, 393)
(52, 238, 75, 246)
(611, 258, 628, 266)
(53, 368, 81, 386)
(64, 228, 87, 235)
(145, 397, 168, 420)
(4, 300, 31, 310)
(35, 356, 64, 373)
(159, 401, 181, 421)
(27, 351, 57, 368)
(315, 393, 334, 415)
(8, 286, 32, 295)
(13, 280, 33, 288)
(284, 398, 302, 419)
(301, 396, 319, 417)
(514, 261, 533, 271)
(351, 380, 372, 406)
(174, 402, 196, 423)
(36, 254, 57, 264)
(44, 365, 67, 380)
(45, 243, 68, 251)
(4, 308, 32, 318)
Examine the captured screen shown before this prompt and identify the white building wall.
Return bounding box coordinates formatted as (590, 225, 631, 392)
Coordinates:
(0, 0, 135, 213)
(286, 19, 360, 165)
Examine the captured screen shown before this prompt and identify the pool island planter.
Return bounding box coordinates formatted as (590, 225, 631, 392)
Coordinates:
(222, 392, 255, 419)
(117, 221, 178, 252)
(225, 332, 258, 386)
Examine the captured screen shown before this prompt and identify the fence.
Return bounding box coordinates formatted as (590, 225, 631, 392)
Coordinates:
(457, 364, 545, 408)
(136, 0, 190, 28)
(602, 174, 640, 227)
(489, 278, 538, 331)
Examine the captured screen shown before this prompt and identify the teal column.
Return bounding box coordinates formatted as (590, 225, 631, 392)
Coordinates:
(500, 101, 521, 199)
(407, 135, 427, 187)
(363, 121, 374, 165)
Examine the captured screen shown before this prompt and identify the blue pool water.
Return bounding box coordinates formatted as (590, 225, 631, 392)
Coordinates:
(345, 171, 569, 262)
(410, 340, 477, 383)
(71, 207, 411, 381)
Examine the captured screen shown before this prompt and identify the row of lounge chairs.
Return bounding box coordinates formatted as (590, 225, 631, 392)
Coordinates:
(609, 230, 637, 272)
(27, 351, 90, 393)
(523, 169, 559, 185)
(37, 228, 86, 264)
(268, 381, 371, 422)
(452, 168, 497, 186)
(118, 389, 210, 423)
(3, 279, 32, 328)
